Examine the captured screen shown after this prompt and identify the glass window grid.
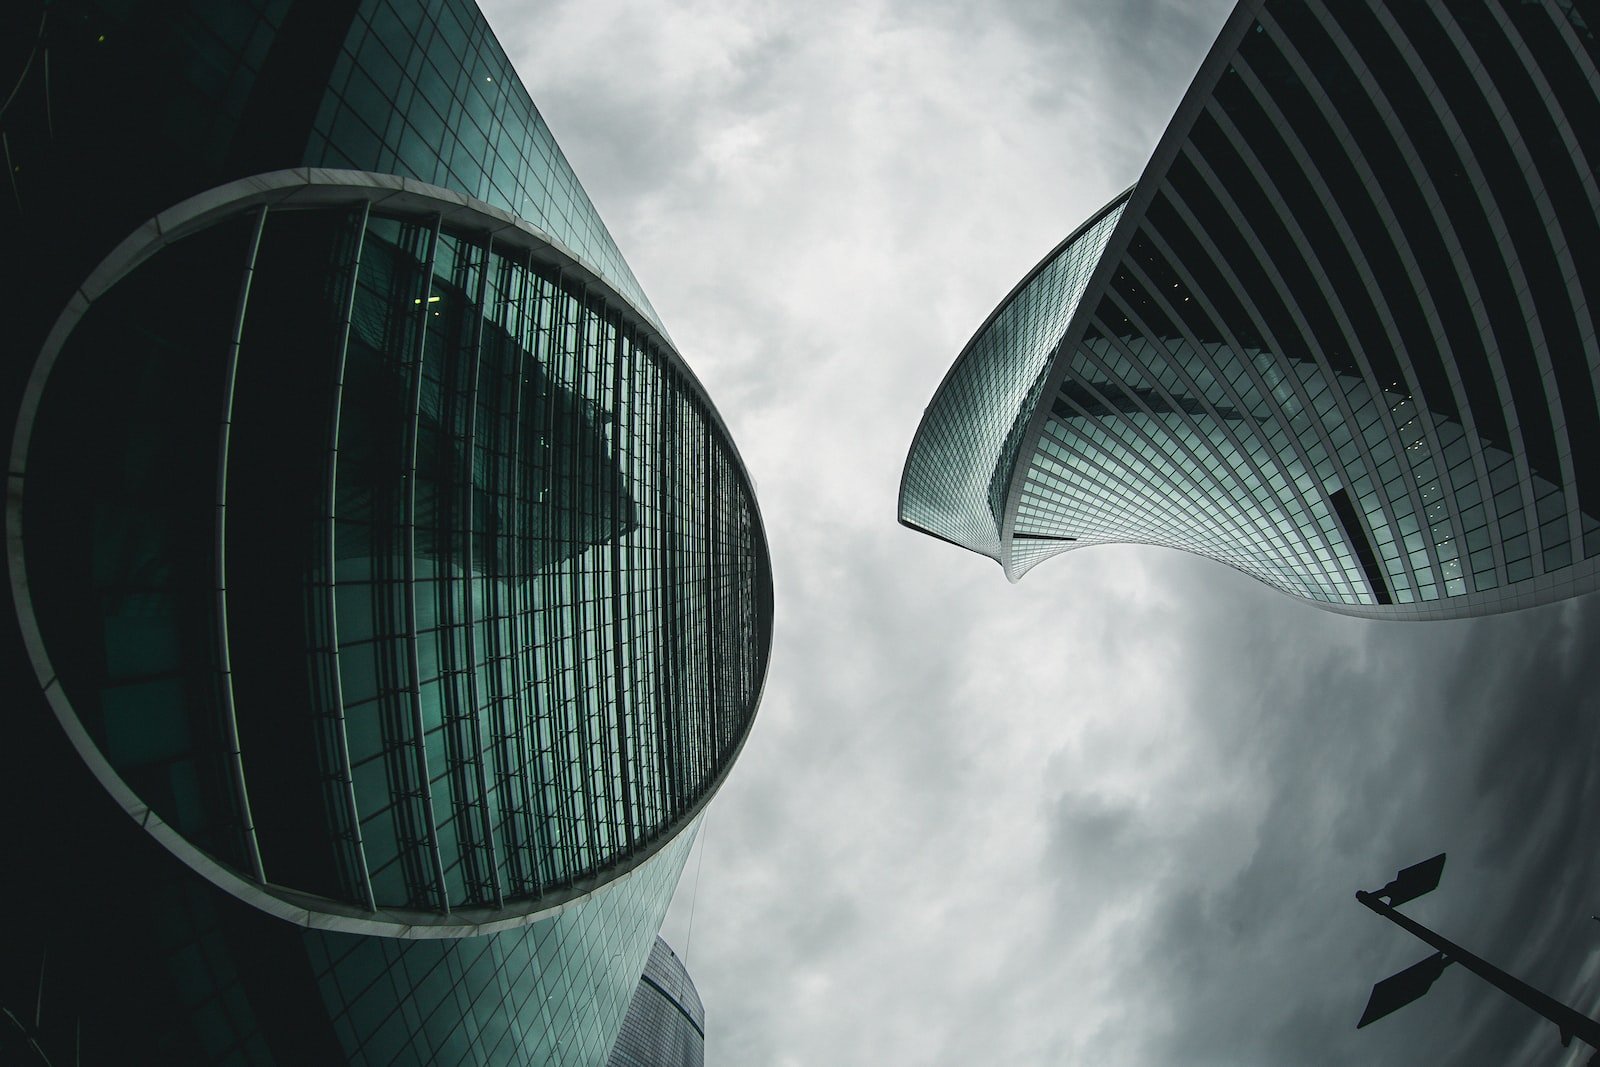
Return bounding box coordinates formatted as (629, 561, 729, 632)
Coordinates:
(900, 198, 1129, 557)
(1359, 2, 1591, 570)
(305, 0, 665, 334)
(1259, 0, 1598, 587)
(1024, 272, 1371, 598)
(1025, 352, 1358, 603)
(608, 936, 705, 1066)
(1271, 3, 1526, 595)
(907, 0, 1600, 618)
(30, 196, 765, 917)
(1236, 13, 1477, 601)
(1138, 232, 1371, 591)
(1057, 321, 1346, 597)
(1162, 136, 1438, 602)
(1167, 106, 1434, 597)
(1157, 213, 1405, 599)
(12, 17, 775, 1066)
(305, 822, 699, 1067)
(293, 207, 763, 913)
(1427, 3, 1600, 569)
(1105, 260, 1362, 593)
(1342, 3, 1540, 587)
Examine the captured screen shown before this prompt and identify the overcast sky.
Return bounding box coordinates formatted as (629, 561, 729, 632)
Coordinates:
(480, 1, 1600, 1063)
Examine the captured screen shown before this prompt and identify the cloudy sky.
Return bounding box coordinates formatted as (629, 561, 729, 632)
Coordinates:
(480, 1, 1600, 1063)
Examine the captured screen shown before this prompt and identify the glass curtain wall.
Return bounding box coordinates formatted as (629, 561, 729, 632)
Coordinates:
(21, 202, 767, 918)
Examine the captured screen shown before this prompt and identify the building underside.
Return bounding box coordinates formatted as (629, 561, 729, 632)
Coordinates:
(900, 0, 1600, 619)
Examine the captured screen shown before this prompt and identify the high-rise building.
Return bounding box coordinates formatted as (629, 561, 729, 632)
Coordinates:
(900, 0, 1600, 619)
(606, 937, 706, 1067)
(1, 0, 770, 1062)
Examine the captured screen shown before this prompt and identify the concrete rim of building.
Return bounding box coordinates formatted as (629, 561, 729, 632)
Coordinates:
(7, 167, 774, 939)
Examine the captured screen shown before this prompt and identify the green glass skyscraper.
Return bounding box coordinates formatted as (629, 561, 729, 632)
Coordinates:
(1, 0, 770, 1061)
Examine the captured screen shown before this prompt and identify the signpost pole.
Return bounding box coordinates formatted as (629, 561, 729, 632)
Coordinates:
(1355, 853, 1600, 1062)
(1356, 890, 1600, 1051)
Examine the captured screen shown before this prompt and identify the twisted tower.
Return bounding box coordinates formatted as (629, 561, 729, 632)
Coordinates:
(902, 0, 1600, 618)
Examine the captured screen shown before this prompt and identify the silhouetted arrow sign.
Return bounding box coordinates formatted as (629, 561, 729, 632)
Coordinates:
(1358, 951, 1452, 1028)
(1355, 866, 1600, 1053)
(1378, 853, 1447, 907)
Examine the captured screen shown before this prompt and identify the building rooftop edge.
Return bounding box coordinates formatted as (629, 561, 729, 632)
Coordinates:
(895, 185, 1136, 535)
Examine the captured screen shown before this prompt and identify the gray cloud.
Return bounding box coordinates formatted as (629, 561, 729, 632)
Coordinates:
(1099, 566, 1600, 1066)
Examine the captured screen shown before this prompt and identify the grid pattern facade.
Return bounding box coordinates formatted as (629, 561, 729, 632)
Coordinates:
(902, 0, 1600, 618)
(7, 0, 766, 1063)
(18, 193, 768, 920)
(306, 0, 663, 331)
(898, 197, 1127, 558)
(606, 937, 706, 1067)
(306, 826, 696, 1067)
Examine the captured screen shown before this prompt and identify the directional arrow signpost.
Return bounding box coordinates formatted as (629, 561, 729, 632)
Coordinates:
(1371, 853, 1447, 908)
(1356, 853, 1600, 1063)
(1358, 951, 1452, 1029)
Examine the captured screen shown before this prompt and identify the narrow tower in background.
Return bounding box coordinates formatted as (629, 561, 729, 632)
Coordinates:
(607, 937, 707, 1067)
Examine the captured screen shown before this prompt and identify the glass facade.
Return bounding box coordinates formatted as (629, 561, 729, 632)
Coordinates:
(899, 196, 1127, 559)
(606, 937, 706, 1067)
(17, 184, 769, 924)
(0, 0, 655, 334)
(901, 0, 1600, 619)
(307, 828, 698, 1066)
(5, 0, 769, 1063)
(305, 0, 664, 330)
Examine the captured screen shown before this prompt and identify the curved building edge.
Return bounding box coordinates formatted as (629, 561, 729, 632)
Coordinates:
(911, 0, 1600, 620)
(896, 186, 1134, 532)
(992, 1, 1267, 584)
(7, 169, 775, 938)
(896, 188, 1135, 562)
